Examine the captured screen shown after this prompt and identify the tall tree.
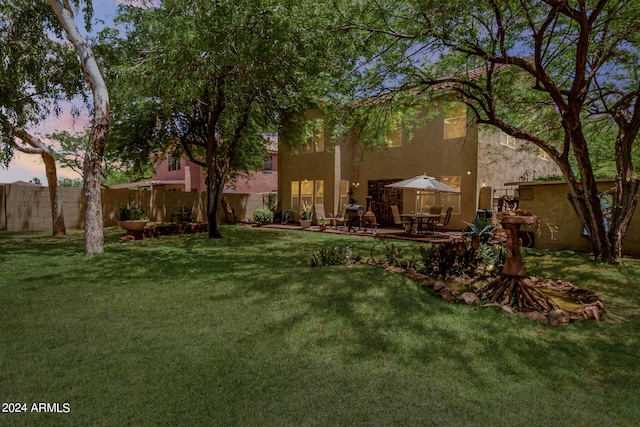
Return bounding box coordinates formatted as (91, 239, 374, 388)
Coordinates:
(108, 0, 362, 238)
(342, 0, 640, 263)
(1, 1, 109, 253)
(47, 0, 110, 255)
(0, 1, 82, 236)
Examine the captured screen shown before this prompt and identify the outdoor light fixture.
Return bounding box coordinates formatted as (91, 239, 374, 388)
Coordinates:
(466, 170, 472, 175)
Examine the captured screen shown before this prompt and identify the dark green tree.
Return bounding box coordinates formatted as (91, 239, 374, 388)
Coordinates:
(1, 1, 110, 253)
(106, 0, 364, 238)
(341, 0, 640, 263)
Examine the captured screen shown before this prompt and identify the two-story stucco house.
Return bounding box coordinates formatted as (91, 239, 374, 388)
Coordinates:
(278, 98, 560, 230)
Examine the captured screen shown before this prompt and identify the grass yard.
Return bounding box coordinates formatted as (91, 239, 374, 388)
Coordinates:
(1, 225, 639, 426)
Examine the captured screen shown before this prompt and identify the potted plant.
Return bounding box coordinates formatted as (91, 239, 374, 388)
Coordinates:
(118, 202, 150, 232)
(317, 218, 329, 231)
(298, 201, 313, 229)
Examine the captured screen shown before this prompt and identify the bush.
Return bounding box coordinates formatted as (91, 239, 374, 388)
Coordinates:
(309, 244, 359, 267)
(119, 202, 149, 221)
(252, 206, 274, 225)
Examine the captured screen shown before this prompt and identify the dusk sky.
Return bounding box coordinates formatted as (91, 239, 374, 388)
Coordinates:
(0, 1, 125, 184)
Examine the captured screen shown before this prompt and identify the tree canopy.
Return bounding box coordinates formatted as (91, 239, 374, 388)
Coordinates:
(106, 0, 366, 237)
(341, 0, 640, 263)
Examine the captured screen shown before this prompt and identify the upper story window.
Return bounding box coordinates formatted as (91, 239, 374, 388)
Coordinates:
(387, 126, 402, 148)
(301, 118, 325, 153)
(264, 155, 273, 173)
(444, 101, 467, 139)
(168, 153, 181, 171)
(500, 131, 516, 148)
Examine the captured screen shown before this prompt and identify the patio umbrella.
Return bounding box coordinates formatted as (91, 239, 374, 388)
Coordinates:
(384, 174, 461, 193)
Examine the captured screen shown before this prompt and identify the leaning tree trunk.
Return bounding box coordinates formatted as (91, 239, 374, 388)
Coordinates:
(7, 123, 67, 236)
(41, 152, 66, 236)
(48, 0, 110, 255)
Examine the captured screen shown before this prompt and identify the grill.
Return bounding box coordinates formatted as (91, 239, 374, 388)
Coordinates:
(345, 204, 364, 231)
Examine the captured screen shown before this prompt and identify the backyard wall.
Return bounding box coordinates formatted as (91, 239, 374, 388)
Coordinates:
(515, 180, 640, 256)
(0, 184, 274, 231)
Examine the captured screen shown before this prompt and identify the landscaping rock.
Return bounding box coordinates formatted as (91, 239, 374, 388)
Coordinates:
(501, 305, 514, 315)
(523, 311, 549, 324)
(548, 309, 570, 325)
(440, 289, 456, 302)
(461, 292, 480, 306)
(433, 281, 446, 292)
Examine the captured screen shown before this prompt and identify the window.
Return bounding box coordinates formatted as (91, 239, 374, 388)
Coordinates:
(339, 180, 350, 210)
(264, 155, 273, 173)
(500, 131, 516, 148)
(291, 180, 325, 211)
(168, 153, 181, 171)
(291, 181, 300, 211)
(301, 118, 325, 153)
(444, 102, 466, 139)
(300, 180, 314, 207)
(416, 191, 436, 213)
(439, 175, 462, 214)
(387, 123, 403, 148)
(314, 180, 324, 206)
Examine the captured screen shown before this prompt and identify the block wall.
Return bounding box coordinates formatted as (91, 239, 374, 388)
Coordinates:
(0, 185, 273, 231)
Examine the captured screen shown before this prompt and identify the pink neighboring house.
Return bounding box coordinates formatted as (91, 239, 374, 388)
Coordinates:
(114, 147, 277, 194)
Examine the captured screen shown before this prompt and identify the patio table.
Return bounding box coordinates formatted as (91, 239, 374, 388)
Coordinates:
(400, 213, 440, 235)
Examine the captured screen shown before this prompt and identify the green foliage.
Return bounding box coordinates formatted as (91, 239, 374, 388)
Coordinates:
(342, 0, 640, 261)
(419, 240, 503, 278)
(57, 177, 83, 187)
(252, 206, 274, 225)
(370, 237, 417, 269)
(462, 216, 495, 243)
(309, 243, 359, 267)
(0, 2, 87, 161)
(299, 201, 313, 221)
(118, 202, 149, 222)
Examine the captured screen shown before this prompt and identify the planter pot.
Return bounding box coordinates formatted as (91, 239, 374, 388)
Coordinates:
(118, 220, 148, 231)
(299, 219, 312, 229)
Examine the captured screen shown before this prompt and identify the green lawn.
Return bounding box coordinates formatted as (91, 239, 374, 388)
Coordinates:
(1, 226, 639, 426)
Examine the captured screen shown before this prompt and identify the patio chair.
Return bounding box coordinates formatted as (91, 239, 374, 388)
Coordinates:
(314, 204, 334, 225)
(429, 205, 443, 215)
(332, 205, 347, 229)
(434, 206, 453, 235)
(391, 205, 413, 234)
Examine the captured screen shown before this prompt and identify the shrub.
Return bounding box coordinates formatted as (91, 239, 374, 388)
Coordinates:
(119, 202, 149, 221)
(309, 244, 359, 267)
(462, 216, 495, 243)
(252, 206, 274, 225)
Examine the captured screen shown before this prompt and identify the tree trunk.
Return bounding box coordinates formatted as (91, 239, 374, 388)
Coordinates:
(48, 0, 110, 255)
(41, 152, 66, 236)
(83, 127, 106, 254)
(6, 123, 67, 236)
(207, 178, 224, 239)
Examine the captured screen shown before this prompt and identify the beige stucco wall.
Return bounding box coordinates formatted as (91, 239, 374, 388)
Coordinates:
(516, 180, 640, 256)
(0, 185, 267, 231)
(349, 109, 479, 230)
